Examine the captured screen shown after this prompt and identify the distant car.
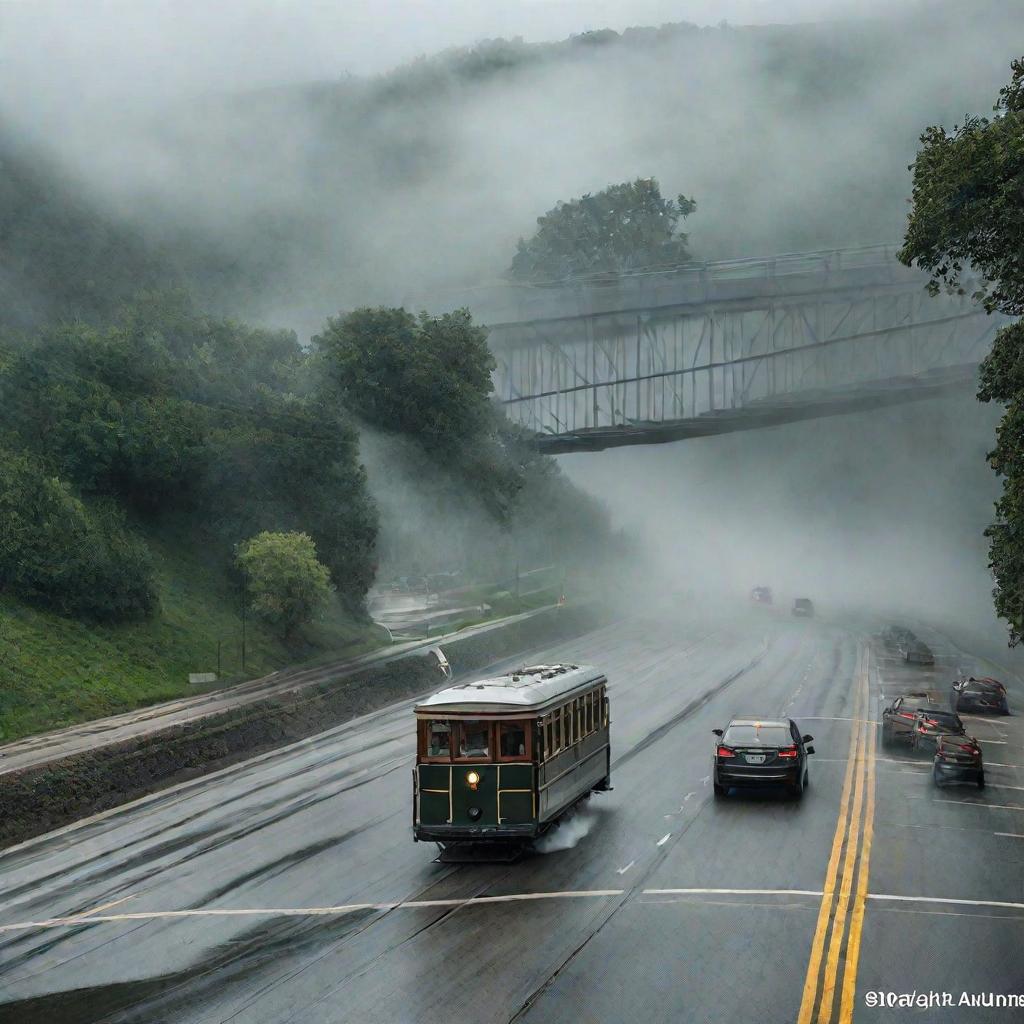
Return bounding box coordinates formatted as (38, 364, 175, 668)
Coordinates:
(950, 676, 1009, 715)
(882, 625, 917, 649)
(933, 734, 985, 789)
(911, 707, 966, 751)
(903, 640, 934, 666)
(750, 586, 773, 605)
(792, 598, 814, 618)
(881, 693, 946, 748)
(712, 718, 815, 798)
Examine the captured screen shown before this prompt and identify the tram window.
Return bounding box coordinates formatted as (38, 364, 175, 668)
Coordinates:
(602, 692, 609, 727)
(425, 720, 450, 759)
(545, 717, 553, 758)
(553, 712, 561, 753)
(499, 721, 528, 760)
(563, 705, 571, 747)
(457, 721, 490, 759)
(575, 699, 582, 738)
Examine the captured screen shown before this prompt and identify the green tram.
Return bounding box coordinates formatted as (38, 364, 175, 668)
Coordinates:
(413, 664, 610, 855)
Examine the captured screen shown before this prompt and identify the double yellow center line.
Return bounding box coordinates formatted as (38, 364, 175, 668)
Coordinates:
(798, 644, 877, 1024)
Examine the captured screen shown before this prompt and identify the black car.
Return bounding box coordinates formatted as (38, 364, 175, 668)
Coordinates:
(882, 625, 917, 649)
(880, 693, 946, 748)
(933, 734, 985, 789)
(750, 586, 773, 605)
(911, 707, 966, 751)
(903, 640, 935, 666)
(792, 598, 814, 618)
(712, 718, 815, 798)
(950, 676, 1010, 715)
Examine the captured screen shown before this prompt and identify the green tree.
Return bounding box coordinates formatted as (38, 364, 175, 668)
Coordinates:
(236, 531, 333, 640)
(510, 178, 697, 282)
(313, 307, 495, 453)
(899, 57, 1024, 643)
(0, 449, 158, 621)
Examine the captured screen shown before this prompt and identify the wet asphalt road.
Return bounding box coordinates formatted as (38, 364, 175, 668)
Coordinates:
(1, 607, 1022, 1024)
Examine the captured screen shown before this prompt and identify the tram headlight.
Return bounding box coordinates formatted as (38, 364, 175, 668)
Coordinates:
(466, 770, 480, 789)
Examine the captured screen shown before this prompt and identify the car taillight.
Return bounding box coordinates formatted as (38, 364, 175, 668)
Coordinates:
(957, 743, 979, 754)
(899, 712, 915, 720)
(716, 746, 735, 758)
(778, 746, 798, 759)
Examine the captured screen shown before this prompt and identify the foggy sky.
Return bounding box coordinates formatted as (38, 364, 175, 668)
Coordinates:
(3, 0, 1022, 653)
(1, 0, 903, 107)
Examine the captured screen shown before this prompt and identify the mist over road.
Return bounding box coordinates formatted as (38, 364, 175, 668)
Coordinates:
(1, 604, 1020, 1023)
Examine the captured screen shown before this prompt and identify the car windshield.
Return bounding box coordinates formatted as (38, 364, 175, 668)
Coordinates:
(723, 724, 792, 746)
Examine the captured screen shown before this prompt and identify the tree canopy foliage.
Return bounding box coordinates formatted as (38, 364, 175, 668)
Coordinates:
(900, 57, 1024, 643)
(510, 179, 697, 282)
(0, 450, 158, 621)
(236, 531, 333, 640)
(313, 307, 495, 453)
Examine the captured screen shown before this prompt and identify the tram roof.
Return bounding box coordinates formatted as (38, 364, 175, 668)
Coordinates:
(415, 664, 605, 715)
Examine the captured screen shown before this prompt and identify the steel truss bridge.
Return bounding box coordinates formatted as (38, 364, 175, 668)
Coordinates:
(468, 244, 1002, 453)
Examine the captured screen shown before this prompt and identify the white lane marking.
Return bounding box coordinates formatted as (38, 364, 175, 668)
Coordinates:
(18, 887, 1024, 935)
(656, 833, 671, 847)
(616, 861, 636, 875)
(645, 888, 823, 897)
(868, 893, 1024, 912)
(63, 894, 136, 922)
(986, 783, 1024, 793)
(683, 792, 696, 802)
(0, 890, 628, 934)
(994, 832, 1024, 839)
(933, 798, 1024, 812)
(985, 762, 1024, 770)
(701, 776, 710, 786)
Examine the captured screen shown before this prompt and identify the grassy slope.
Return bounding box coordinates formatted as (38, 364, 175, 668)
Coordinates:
(0, 527, 386, 743)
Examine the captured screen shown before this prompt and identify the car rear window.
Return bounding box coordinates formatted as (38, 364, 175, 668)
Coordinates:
(923, 711, 961, 726)
(723, 724, 792, 746)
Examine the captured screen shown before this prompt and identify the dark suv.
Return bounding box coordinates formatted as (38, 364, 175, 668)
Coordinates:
(792, 598, 814, 618)
(712, 718, 815, 798)
(881, 693, 949, 748)
(950, 676, 1010, 715)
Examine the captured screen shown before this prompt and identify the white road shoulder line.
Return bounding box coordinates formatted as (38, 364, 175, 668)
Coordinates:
(616, 861, 636, 875)
(0, 887, 839, 935)
(994, 832, 1024, 839)
(656, 833, 671, 846)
